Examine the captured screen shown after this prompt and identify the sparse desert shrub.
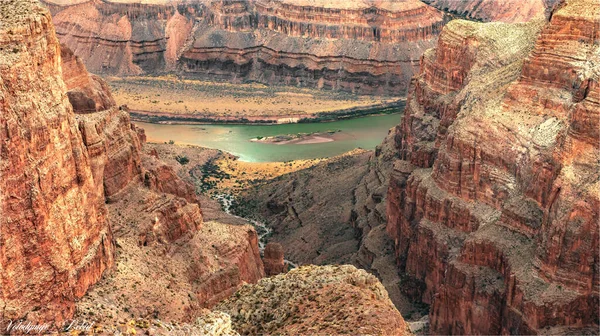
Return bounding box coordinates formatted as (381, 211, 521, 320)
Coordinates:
(175, 155, 190, 165)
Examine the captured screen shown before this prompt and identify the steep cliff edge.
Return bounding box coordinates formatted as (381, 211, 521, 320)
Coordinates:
(0, 0, 114, 323)
(386, 0, 599, 333)
(1, 1, 266, 330)
(181, 0, 445, 95)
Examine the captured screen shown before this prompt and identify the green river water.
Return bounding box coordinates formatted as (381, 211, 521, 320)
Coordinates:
(136, 113, 402, 162)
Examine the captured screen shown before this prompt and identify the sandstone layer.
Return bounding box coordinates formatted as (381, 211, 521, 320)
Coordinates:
(386, 0, 599, 334)
(216, 265, 412, 335)
(42, 0, 198, 75)
(181, 0, 445, 95)
(44, 0, 446, 95)
(0, 0, 114, 323)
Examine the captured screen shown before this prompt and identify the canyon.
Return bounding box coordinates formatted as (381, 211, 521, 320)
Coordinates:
(0, 0, 410, 334)
(1, 0, 598, 335)
(234, 0, 599, 333)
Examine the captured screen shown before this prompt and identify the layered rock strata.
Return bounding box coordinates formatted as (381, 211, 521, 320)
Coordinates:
(61, 44, 144, 198)
(0, 0, 114, 323)
(216, 265, 412, 335)
(386, 0, 599, 334)
(43, 0, 198, 75)
(1, 1, 267, 330)
(181, 0, 446, 95)
(45, 0, 446, 95)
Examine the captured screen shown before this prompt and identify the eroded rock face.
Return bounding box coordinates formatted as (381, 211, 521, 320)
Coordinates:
(386, 0, 599, 333)
(263, 242, 286, 276)
(216, 265, 412, 335)
(422, 0, 554, 22)
(43, 0, 198, 75)
(181, 0, 445, 95)
(44, 0, 446, 95)
(59, 42, 144, 198)
(0, 0, 114, 323)
(61, 44, 116, 112)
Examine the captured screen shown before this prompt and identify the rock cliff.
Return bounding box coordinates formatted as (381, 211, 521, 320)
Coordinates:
(0, 0, 114, 323)
(1, 1, 266, 330)
(42, 0, 198, 75)
(44, 0, 446, 95)
(262, 242, 286, 276)
(386, 0, 599, 333)
(181, 0, 445, 95)
(216, 265, 412, 335)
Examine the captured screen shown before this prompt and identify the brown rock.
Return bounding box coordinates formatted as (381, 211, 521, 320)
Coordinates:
(263, 242, 286, 276)
(60, 44, 116, 113)
(45, 0, 447, 94)
(0, 0, 114, 324)
(423, 0, 552, 22)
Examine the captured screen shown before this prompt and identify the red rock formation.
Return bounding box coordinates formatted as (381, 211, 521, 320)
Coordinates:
(76, 107, 143, 198)
(43, 0, 198, 75)
(60, 44, 115, 112)
(180, 0, 446, 95)
(386, 0, 599, 333)
(0, 0, 114, 324)
(142, 154, 198, 203)
(263, 242, 286, 276)
(59, 41, 144, 198)
(44, 0, 446, 94)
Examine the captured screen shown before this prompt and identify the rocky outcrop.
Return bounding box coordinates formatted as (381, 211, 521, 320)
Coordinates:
(422, 0, 557, 23)
(0, 0, 114, 324)
(386, 0, 599, 334)
(76, 107, 143, 198)
(263, 242, 286, 276)
(61, 44, 115, 112)
(43, 0, 198, 75)
(216, 265, 412, 335)
(59, 41, 144, 198)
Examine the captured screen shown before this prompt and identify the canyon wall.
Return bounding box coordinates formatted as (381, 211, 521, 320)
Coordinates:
(181, 0, 446, 95)
(0, 1, 266, 328)
(44, 0, 447, 95)
(386, 0, 599, 333)
(0, 0, 114, 323)
(42, 0, 198, 75)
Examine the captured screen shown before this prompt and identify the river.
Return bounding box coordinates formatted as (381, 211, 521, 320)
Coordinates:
(136, 113, 402, 162)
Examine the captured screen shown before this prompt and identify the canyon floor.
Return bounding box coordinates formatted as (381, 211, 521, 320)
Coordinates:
(109, 76, 401, 123)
